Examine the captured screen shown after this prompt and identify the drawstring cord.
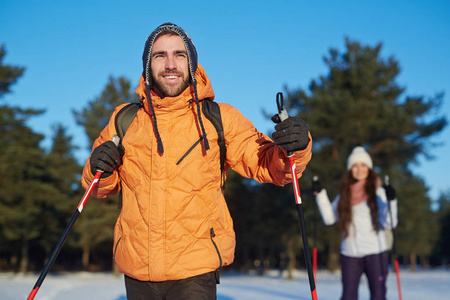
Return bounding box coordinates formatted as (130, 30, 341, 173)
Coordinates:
(145, 84, 164, 154)
(145, 80, 210, 155)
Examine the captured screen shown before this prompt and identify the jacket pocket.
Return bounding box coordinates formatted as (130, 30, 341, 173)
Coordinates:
(210, 228, 223, 268)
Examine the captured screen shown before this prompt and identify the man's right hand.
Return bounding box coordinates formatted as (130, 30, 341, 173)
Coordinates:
(90, 141, 125, 178)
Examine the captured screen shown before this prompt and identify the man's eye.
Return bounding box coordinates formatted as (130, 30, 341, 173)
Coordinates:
(152, 53, 165, 59)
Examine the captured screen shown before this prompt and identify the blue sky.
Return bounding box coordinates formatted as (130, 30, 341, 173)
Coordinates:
(1, 0, 449, 202)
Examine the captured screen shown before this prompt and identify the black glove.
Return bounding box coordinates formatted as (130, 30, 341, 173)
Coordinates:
(90, 141, 125, 178)
(312, 179, 322, 194)
(383, 184, 396, 201)
(271, 116, 310, 153)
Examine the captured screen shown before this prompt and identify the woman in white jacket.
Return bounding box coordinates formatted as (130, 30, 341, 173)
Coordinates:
(313, 146, 398, 300)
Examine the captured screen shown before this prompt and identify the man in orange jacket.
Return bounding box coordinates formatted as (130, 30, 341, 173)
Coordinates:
(82, 22, 312, 300)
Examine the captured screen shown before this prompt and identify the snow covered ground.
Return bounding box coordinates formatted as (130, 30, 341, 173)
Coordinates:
(2, 268, 449, 300)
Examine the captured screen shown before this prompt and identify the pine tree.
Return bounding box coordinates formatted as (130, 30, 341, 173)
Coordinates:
(284, 38, 447, 270)
(0, 45, 24, 98)
(394, 170, 437, 270)
(431, 190, 450, 266)
(36, 124, 83, 270)
(0, 45, 54, 273)
(73, 76, 139, 145)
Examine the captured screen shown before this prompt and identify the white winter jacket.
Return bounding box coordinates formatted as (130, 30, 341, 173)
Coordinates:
(315, 187, 398, 257)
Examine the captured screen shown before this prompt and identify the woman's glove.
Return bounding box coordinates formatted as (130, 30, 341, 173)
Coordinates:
(271, 116, 310, 152)
(312, 178, 323, 194)
(90, 141, 125, 178)
(383, 184, 397, 201)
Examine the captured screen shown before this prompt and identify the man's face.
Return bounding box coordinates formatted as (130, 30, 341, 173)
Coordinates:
(151, 34, 190, 97)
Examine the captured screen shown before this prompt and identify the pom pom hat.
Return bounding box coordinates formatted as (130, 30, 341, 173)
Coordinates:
(347, 146, 373, 170)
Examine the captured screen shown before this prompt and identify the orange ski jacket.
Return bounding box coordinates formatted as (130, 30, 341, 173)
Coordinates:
(81, 64, 312, 282)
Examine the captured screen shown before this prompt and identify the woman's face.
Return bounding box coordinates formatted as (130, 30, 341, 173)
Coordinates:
(351, 162, 370, 181)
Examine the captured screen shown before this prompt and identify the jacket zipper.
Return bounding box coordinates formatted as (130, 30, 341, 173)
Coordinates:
(210, 228, 223, 268)
(176, 99, 205, 166)
(113, 237, 122, 263)
(176, 137, 203, 165)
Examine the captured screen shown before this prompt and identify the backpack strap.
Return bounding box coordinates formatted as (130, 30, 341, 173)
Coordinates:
(114, 102, 141, 209)
(115, 102, 142, 144)
(202, 100, 226, 190)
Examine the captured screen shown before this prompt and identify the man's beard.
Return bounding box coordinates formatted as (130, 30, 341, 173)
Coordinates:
(152, 72, 190, 98)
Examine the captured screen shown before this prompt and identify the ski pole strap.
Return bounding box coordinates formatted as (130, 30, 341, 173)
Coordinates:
(276, 92, 290, 123)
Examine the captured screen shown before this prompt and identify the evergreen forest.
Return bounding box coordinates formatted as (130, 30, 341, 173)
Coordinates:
(1, 39, 449, 278)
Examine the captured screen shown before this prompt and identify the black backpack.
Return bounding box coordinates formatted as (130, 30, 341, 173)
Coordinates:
(114, 101, 226, 207)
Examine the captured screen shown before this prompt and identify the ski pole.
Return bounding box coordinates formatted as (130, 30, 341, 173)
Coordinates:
(312, 220, 318, 284)
(312, 176, 319, 283)
(312, 222, 317, 284)
(27, 135, 120, 300)
(273, 92, 318, 300)
(384, 175, 402, 300)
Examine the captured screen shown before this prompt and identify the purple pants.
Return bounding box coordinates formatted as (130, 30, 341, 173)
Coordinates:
(340, 251, 389, 300)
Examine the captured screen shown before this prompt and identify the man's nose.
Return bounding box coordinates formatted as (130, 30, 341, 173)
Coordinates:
(165, 55, 177, 69)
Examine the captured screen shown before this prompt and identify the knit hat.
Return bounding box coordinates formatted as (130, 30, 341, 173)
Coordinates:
(347, 146, 373, 170)
(142, 22, 198, 86)
(141, 22, 209, 154)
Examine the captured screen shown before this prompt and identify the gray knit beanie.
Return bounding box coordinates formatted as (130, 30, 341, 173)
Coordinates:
(142, 22, 198, 87)
(141, 23, 209, 154)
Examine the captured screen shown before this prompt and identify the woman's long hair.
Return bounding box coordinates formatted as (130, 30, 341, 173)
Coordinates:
(337, 169, 379, 237)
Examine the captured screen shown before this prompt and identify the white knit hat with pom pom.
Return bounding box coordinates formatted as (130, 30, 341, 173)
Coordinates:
(347, 146, 373, 170)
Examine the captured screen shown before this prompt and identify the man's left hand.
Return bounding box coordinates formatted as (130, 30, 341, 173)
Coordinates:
(271, 116, 310, 152)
